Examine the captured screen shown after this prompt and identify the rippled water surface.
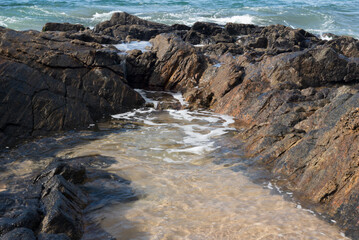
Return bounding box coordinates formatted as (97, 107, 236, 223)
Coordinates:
(0, 0, 358, 38)
(0, 91, 349, 240)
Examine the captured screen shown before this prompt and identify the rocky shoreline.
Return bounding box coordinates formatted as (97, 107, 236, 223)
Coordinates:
(0, 12, 358, 239)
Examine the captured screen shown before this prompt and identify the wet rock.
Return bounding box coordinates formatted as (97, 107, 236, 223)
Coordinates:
(40, 175, 87, 240)
(94, 12, 171, 41)
(325, 35, 359, 58)
(38, 233, 71, 240)
(0, 228, 36, 240)
(128, 15, 359, 237)
(183, 22, 235, 45)
(149, 34, 209, 90)
(42, 23, 86, 32)
(2, 12, 359, 238)
(0, 205, 41, 235)
(0, 27, 145, 147)
(125, 50, 157, 89)
(237, 25, 320, 53)
(34, 162, 86, 185)
(225, 23, 263, 36)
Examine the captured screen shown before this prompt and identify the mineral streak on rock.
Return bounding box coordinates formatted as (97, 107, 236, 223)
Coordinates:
(0, 11, 358, 239)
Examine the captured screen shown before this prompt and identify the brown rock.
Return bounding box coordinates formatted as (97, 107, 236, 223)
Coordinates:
(0, 27, 144, 147)
(42, 23, 85, 32)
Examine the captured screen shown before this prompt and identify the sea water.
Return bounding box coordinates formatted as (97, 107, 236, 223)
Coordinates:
(0, 90, 349, 239)
(0, 0, 358, 39)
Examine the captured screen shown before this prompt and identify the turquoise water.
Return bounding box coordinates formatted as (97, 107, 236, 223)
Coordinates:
(0, 0, 358, 38)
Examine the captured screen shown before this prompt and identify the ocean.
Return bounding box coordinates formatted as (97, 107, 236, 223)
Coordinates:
(0, 0, 358, 39)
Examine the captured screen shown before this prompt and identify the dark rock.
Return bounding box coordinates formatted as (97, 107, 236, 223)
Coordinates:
(183, 22, 235, 45)
(66, 30, 118, 44)
(171, 24, 191, 31)
(0, 206, 41, 235)
(42, 23, 86, 32)
(0, 27, 145, 147)
(38, 233, 71, 240)
(34, 162, 86, 185)
(40, 175, 87, 240)
(237, 25, 320, 53)
(94, 12, 171, 41)
(325, 35, 359, 58)
(225, 23, 263, 36)
(0, 228, 36, 240)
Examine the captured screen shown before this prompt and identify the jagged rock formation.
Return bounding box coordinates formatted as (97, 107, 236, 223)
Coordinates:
(0, 12, 358, 239)
(0, 26, 144, 147)
(0, 157, 137, 240)
(93, 13, 359, 238)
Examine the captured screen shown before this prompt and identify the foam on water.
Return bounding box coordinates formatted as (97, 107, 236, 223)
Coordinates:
(113, 41, 152, 53)
(134, 89, 159, 108)
(167, 92, 188, 106)
(112, 90, 235, 160)
(91, 10, 123, 22)
(1, 0, 358, 39)
(1, 89, 349, 239)
(211, 14, 254, 25)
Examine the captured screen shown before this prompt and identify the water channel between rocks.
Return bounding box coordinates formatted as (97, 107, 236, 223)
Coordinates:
(1, 90, 349, 240)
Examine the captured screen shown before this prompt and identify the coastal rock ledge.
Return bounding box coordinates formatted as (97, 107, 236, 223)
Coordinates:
(0, 12, 359, 239)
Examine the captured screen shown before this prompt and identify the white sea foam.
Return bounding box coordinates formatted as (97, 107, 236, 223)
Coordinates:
(0, 20, 7, 27)
(167, 92, 188, 106)
(134, 89, 159, 108)
(91, 10, 122, 21)
(114, 41, 152, 53)
(157, 12, 256, 26)
(0, 16, 19, 27)
(112, 90, 236, 160)
(319, 34, 333, 41)
(212, 15, 255, 25)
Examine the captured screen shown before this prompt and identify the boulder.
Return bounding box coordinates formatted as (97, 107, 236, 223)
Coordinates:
(0, 27, 145, 147)
(94, 12, 171, 41)
(0, 228, 36, 240)
(42, 23, 86, 32)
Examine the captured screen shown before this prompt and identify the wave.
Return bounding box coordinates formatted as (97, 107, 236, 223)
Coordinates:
(91, 10, 123, 22)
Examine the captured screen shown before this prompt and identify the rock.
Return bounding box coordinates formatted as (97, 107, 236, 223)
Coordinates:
(237, 25, 320, 53)
(149, 34, 208, 90)
(183, 22, 235, 45)
(34, 162, 86, 185)
(42, 23, 86, 32)
(40, 175, 86, 240)
(325, 35, 359, 58)
(0, 205, 41, 235)
(125, 51, 157, 89)
(0, 27, 145, 147)
(0, 228, 36, 240)
(2, 12, 359, 238)
(38, 233, 71, 240)
(225, 23, 263, 36)
(257, 45, 359, 89)
(94, 12, 171, 41)
(127, 16, 359, 237)
(66, 30, 118, 44)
